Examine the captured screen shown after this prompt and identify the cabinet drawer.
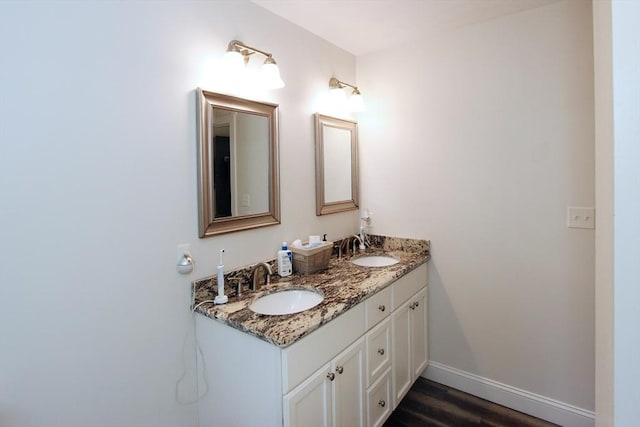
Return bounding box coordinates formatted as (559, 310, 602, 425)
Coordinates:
(365, 285, 391, 329)
(392, 263, 427, 310)
(367, 367, 392, 427)
(282, 302, 366, 394)
(366, 317, 391, 387)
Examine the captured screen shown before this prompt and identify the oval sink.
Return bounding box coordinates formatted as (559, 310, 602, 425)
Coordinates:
(351, 255, 399, 267)
(249, 288, 324, 316)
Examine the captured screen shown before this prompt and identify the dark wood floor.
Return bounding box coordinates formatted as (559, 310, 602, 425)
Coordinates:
(384, 378, 559, 427)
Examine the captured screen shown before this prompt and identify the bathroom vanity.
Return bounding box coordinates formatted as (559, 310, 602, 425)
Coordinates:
(194, 236, 430, 427)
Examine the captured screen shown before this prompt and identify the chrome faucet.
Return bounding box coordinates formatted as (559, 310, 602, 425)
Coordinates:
(351, 234, 364, 253)
(341, 235, 364, 258)
(250, 262, 272, 291)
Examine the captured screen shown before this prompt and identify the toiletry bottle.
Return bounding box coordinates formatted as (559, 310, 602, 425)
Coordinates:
(277, 242, 292, 277)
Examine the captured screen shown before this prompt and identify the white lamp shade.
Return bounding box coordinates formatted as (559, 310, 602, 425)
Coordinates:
(223, 50, 244, 73)
(349, 93, 364, 112)
(330, 87, 347, 105)
(261, 63, 285, 89)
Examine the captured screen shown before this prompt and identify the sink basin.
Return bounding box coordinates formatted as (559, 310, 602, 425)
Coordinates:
(351, 255, 399, 267)
(249, 288, 324, 316)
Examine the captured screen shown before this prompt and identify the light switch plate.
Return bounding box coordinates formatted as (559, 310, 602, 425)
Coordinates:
(567, 207, 595, 229)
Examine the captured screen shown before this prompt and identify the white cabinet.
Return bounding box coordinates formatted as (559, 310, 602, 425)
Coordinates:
(365, 285, 391, 330)
(366, 262, 428, 425)
(283, 362, 332, 427)
(364, 283, 392, 427)
(332, 338, 365, 427)
(284, 338, 365, 427)
(392, 286, 428, 408)
(366, 317, 392, 427)
(410, 288, 428, 379)
(366, 317, 391, 387)
(391, 298, 412, 406)
(196, 262, 428, 427)
(367, 368, 392, 427)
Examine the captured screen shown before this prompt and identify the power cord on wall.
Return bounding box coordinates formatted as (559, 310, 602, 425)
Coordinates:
(175, 296, 216, 405)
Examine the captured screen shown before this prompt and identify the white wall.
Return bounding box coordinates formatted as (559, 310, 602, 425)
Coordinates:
(0, 2, 357, 426)
(357, 0, 594, 412)
(610, 1, 640, 424)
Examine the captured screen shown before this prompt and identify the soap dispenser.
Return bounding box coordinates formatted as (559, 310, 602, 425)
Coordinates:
(277, 242, 292, 277)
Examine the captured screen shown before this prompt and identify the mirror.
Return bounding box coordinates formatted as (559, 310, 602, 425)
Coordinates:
(197, 89, 280, 236)
(314, 113, 359, 215)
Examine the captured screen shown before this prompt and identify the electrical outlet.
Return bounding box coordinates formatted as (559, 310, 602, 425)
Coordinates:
(177, 243, 192, 264)
(567, 207, 595, 229)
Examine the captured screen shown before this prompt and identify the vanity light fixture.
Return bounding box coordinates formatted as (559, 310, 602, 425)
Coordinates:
(329, 77, 364, 112)
(223, 40, 285, 89)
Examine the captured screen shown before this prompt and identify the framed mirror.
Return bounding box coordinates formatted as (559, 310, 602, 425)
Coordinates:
(196, 89, 280, 236)
(314, 113, 359, 215)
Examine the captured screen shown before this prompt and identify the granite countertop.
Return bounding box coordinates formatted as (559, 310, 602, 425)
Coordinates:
(192, 235, 430, 348)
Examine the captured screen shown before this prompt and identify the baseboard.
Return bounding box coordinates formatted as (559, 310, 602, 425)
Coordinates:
(423, 361, 595, 427)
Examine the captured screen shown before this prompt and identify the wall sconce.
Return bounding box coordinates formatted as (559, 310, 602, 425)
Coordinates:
(223, 40, 285, 90)
(329, 77, 364, 112)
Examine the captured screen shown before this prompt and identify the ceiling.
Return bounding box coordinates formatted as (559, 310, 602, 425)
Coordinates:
(252, 0, 562, 56)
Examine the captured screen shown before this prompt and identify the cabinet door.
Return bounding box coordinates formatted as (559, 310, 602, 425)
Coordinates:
(391, 299, 411, 408)
(284, 362, 332, 427)
(332, 337, 365, 427)
(410, 288, 428, 380)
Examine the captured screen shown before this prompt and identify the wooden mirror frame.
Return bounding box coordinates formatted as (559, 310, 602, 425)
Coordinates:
(314, 113, 359, 215)
(196, 89, 280, 237)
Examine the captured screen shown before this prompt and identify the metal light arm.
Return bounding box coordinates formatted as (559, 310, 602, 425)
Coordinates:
(329, 77, 361, 95)
(228, 40, 276, 63)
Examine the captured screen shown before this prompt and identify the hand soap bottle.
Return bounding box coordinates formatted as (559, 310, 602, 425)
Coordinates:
(277, 242, 292, 277)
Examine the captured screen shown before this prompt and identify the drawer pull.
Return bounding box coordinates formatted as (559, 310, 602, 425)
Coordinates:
(336, 366, 344, 374)
(327, 372, 335, 381)
(378, 304, 386, 312)
(378, 348, 385, 356)
(378, 400, 386, 407)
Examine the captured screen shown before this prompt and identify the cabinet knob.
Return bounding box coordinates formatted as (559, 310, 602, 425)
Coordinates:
(378, 348, 385, 356)
(327, 372, 335, 381)
(410, 302, 416, 310)
(378, 304, 386, 312)
(336, 366, 344, 374)
(378, 400, 386, 407)
(415, 301, 419, 308)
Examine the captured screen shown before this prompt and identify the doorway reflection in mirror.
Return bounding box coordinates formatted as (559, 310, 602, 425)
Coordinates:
(212, 110, 269, 218)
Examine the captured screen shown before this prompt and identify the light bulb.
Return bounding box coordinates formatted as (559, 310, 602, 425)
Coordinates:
(349, 92, 364, 112)
(223, 50, 244, 71)
(261, 57, 285, 89)
(330, 87, 347, 105)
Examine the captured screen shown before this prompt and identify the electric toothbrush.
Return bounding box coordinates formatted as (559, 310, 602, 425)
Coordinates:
(214, 249, 228, 304)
